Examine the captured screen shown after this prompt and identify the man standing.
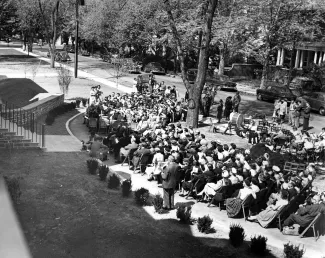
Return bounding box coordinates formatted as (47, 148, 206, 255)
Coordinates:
(161, 155, 180, 210)
(288, 100, 296, 126)
(303, 101, 311, 131)
(232, 91, 241, 113)
(278, 98, 287, 124)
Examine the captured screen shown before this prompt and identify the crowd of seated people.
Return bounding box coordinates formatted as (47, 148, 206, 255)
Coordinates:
(82, 88, 325, 237)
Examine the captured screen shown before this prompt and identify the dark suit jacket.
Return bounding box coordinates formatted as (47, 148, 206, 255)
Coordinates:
(162, 162, 180, 189)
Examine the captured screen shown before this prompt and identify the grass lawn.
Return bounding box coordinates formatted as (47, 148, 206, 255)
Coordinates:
(0, 149, 282, 258)
(36, 109, 81, 136)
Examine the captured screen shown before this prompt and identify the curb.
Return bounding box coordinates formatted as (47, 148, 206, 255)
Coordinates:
(65, 111, 86, 144)
(238, 90, 256, 97)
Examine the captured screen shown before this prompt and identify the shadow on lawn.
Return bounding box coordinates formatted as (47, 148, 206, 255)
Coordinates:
(0, 149, 280, 258)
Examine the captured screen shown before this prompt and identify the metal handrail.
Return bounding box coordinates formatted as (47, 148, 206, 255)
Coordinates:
(0, 101, 45, 148)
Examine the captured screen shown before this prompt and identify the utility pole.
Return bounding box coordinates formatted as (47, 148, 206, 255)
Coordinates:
(74, 0, 85, 78)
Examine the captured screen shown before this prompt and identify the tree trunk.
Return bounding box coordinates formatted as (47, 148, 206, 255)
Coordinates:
(286, 41, 296, 88)
(218, 43, 225, 76)
(260, 50, 270, 89)
(164, 0, 218, 128)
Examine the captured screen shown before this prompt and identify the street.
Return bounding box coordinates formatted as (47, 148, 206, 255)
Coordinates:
(1, 42, 325, 133)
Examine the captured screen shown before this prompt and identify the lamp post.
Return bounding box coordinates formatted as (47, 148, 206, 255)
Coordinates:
(74, 0, 85, 78)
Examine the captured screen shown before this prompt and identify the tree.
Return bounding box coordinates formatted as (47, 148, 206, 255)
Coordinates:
(163, 0, 218, 127)
(0, 0, 17, 41)
(242, 0, 325, 89)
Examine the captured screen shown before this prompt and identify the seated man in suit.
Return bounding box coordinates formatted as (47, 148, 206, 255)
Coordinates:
(282, 195, 325, 231)
(115, 136, 138, 163)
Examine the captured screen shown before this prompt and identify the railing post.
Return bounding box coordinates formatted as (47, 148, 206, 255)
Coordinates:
(31, 112, 34, 142)
(5, 101, 7, 127)
(20, 108, 22, 136)
(13, 104, 16, 133)
(8, 103, 11, 132)
(27, 112, 30, 139)
(0, 103, 2, 127)
(41, 124, 45, 148)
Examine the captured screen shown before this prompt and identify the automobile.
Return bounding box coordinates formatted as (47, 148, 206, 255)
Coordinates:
(187, 68, 237, 91)
(301, 92, 325, 116)
(256, 85, 297, 103)
(81, 49, 90, 56)
(143, 62, 165, 75)
(289, 77, 321, 94)
(46, 49, 71, 62)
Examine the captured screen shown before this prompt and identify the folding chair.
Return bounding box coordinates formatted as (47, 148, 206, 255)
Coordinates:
(98, 118, 108, 134)
(241, 194, 254, 220)
(88, 118, 98, 132)
(299, 212, 322, 241)
(283, 162, 293, 175)
(121, 148, 137, 166)
(258, 121, 264, 126)
(243, 118, 251, 125)
(306, 148, 316, 163)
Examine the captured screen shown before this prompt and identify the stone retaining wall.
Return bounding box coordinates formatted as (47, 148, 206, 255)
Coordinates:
(0, 94, 64, 125)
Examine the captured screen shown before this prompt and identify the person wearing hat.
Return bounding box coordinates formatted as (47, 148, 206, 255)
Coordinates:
(226, 178, 256, 218)
(161, 155, 180, 209)
(272, 166, 280, 173)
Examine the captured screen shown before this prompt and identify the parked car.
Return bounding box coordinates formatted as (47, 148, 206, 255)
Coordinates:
(46, 50, 71, 62)
(289, 77, 321, 94)
(187, 68, 237, 91)
(256, 85, 297, 103)
(301, 92, 325, 116)
(143, 62, 165, 75)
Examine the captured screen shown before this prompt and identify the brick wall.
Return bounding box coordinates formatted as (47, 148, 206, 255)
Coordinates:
(1, 94, 64, 126)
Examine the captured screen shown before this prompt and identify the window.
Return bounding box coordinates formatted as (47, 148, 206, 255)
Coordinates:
(318, 95, 325, 101)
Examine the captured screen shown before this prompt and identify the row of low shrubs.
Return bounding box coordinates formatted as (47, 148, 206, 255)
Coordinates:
(45, 102, 77, 125)
(86, 158, 132, 197)
(75, 97, 88, 108)
(86, 159, 306, 257)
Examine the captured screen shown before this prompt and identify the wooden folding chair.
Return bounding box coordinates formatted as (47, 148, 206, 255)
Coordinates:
(121, 148, 137, 167)
(98, 118, 108, 134)
(299, 212, 322, 241)
(88, 118, 98, 132)
(241, 194, 254, 220)
(283, 162, 293, 175)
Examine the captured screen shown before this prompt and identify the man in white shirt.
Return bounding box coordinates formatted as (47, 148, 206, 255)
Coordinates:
(278, 98, 288, 124)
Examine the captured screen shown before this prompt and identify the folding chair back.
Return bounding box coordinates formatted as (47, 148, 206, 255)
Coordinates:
(299, 212, 322, 241)
(89, 118, 98, 131)
(122, 148, 138, 166)
(241, 194, 255, 219)
(98, 118, 108, 133)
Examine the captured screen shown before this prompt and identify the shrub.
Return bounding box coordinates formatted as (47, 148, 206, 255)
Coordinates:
(134, 187, 149, 206)
(107, 173, 120, 189)
(121, 179, 132, 197)
(176, 205, 193, 224)
(4, 176, 22, 204)
(283, 243, 305, 258)
(76, 99, 81, 108)
(86, 158, 99, 175)
(152, 194, 164, 213)
(45, 114, 55, 125)
(98, 165, 109, 181)
(197, 215, 214, 233)
(229, 223, 246, 247)
(250, 235, 268, 255)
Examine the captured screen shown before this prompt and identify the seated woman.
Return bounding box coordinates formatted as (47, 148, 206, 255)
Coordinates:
(225, 179, 256, 218)
(247, 189, 289, 227)
(197, 169, 231, 202)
